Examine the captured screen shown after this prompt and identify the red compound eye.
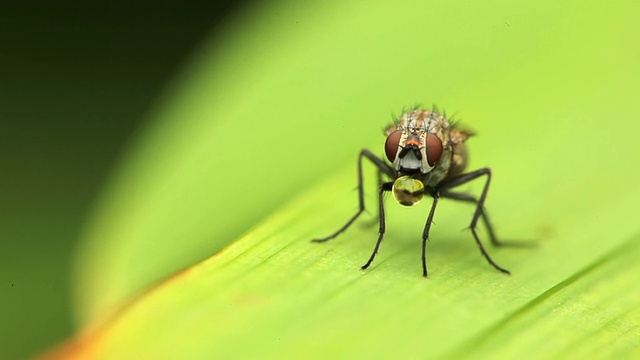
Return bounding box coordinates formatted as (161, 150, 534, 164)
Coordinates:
(384, 130, 402, 162)
(425, 133, 443, 166)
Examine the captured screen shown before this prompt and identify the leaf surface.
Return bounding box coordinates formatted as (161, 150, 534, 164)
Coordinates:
(66, 0, 640, 358)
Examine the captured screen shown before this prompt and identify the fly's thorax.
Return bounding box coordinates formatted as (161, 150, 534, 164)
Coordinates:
(384, 109, 454, 187)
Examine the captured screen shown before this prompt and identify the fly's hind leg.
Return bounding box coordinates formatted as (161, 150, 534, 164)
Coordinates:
(440, 190, 501, 247)
(441, 190, 535, 248)
(438, 168, 510, 275)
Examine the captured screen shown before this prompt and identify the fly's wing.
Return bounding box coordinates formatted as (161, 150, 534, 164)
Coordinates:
(445, 126, 473, 180)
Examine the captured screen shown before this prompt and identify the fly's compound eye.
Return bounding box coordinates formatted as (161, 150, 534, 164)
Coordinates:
(384, 130, 403, 162)
(425, 133, 443, 166)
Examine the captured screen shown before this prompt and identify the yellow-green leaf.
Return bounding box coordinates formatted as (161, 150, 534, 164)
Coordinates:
(66, 0, 640, 358)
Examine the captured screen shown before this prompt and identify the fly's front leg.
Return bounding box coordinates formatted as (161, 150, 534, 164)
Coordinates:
(312, 149, 395, 243)
(439, 168, 510, 275)
(360, 167, 388, 229)
(421, 193, 440, 278)
(361, 182, 392, 270)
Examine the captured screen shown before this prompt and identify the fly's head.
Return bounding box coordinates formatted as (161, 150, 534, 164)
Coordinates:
(384, 109, 449, 206)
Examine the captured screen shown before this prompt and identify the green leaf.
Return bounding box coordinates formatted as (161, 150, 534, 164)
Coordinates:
(66, 0, 640, 358)
(57, 168, 640, 358)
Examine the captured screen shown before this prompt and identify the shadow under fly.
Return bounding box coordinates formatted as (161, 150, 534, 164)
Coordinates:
(312, 107, 520, 278)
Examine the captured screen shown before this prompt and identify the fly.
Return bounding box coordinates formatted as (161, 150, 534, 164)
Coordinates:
(312, 107, 514, 277)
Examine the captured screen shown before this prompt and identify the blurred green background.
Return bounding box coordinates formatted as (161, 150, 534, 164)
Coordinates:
(0, 2, 248, 358)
